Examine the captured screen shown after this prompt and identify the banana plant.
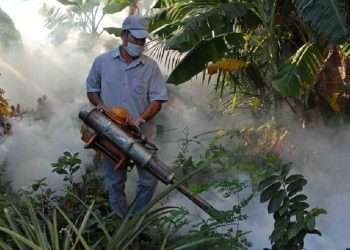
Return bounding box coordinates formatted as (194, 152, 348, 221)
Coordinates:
(148, 0, 350, 118)
(272, 43, 325, 97)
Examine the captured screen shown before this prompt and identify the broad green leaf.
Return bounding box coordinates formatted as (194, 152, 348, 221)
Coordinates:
(287, 179, 307, 197)
(260, 182, 281, 203)
(291, 0, 348, 44)
(63, 151, 71, 156)
(309, 208, 327, 217)
(285, 174, 304, 184)
(258, 175, 279, 191)
(305, 215, 316, 231)
(272, 43, 324, 97)
(290, 194, 307, 203)
(268, 190, 286, 213)
(54, 168, 68, 175)
(308, 229, 322, 236)
(167, 33, 244, 84)
(290, 202, 310, 212)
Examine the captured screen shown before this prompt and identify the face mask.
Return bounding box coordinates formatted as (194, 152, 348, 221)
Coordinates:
(125, 41, 144, 57)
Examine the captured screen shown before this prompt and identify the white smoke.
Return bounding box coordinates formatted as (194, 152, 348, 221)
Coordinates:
(280, 124, 350, 250)
(0, 0, 107, 191)
(2, 1, 350, 250)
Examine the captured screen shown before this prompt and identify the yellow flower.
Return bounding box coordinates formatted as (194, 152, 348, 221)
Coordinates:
(207, 58, 247, 75)
(0, 88, 11, 117)
(207, 64, 218, 75)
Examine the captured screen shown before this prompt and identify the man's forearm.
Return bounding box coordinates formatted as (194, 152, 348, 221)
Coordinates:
(140, 101, 162, 121)
(87, 92, 104, 107)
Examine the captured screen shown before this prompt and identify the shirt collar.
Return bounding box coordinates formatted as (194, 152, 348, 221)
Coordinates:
(112, 47, 120, 59)
(112, 46, 145, 65)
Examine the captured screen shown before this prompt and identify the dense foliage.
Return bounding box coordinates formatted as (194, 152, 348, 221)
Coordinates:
(148, 0, 350, 123)
(259, 161, 326, 250)
(0, 0, 334, 248)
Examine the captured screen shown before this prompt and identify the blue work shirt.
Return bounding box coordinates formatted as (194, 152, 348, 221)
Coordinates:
(86, 47, 168, 118)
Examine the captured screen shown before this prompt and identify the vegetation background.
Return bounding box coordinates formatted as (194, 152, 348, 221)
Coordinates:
(0, 0, 350, 249)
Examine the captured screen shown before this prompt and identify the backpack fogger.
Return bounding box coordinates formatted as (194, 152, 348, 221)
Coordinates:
(79, 106, 222, 219)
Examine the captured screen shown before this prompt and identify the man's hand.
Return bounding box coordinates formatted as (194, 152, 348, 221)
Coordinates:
(96, 103, 108, 112)
(128, 116, 146, 128)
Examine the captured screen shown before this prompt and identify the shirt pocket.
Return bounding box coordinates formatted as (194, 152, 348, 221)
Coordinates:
(131, 79, 148, 99)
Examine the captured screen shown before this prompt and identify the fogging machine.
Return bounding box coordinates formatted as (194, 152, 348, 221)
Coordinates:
(79, 107, 221, 219)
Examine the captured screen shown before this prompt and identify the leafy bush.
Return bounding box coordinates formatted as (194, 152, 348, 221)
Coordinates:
(259, 161, 326, 250)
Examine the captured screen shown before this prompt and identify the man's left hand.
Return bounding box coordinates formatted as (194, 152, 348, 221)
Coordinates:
(128, 117, 146, 127)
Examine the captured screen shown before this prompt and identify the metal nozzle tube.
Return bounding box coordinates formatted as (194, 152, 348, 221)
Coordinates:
(146, 156, 220, 218)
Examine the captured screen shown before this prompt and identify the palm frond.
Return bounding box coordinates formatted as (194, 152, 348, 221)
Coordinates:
(272, 43, 325, 97)
(149, 2, 249, 53)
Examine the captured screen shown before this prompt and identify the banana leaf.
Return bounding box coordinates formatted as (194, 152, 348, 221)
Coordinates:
(272, 43, 325, 97)
(167, 32, 244, 84)
(291, 0, 348, 44)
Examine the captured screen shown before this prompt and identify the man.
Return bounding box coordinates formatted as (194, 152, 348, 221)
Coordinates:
(85, 15, 168, 218)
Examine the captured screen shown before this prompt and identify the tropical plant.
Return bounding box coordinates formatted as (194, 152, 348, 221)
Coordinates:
(0, 161, 246, 249)
(40, 0, 137, 45)
(148, 0, 350, 122)
(259, 161, 326, 250)
(51, 151, 81, 186)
